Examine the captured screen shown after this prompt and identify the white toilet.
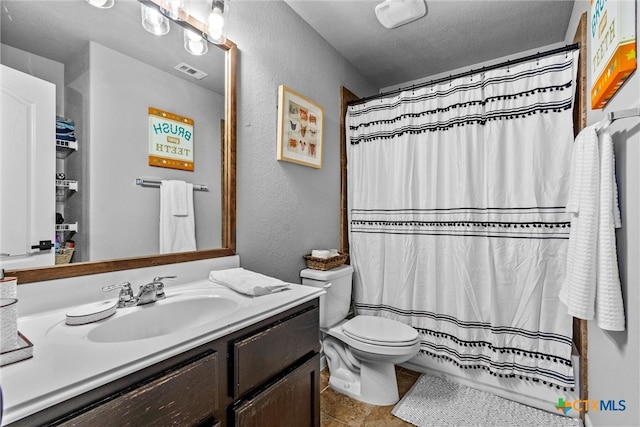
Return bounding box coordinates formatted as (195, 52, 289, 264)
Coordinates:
(300, 265, 420, 405)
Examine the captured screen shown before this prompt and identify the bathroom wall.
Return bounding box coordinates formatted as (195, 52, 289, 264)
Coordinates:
(565, 2, 640, 426)
(225, 1, 377, 283)
(1, 44, 65, 114)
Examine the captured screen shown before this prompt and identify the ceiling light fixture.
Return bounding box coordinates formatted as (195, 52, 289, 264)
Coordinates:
(141, 3, 170, 36)
(184, 29, 208, 56)
(375, 0, 426, 29)
(85, 0, 114, 9)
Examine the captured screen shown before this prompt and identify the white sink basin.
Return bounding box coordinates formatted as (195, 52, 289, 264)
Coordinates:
(87, 293, 244, 343)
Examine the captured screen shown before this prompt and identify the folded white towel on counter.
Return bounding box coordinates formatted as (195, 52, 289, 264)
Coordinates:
(208, 268, 291, 296)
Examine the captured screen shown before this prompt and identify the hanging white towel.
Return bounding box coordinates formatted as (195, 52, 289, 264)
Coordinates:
(595, 130, 624, 330)
(159, 180, 197, 253)
(560, 125, 625, 331)
(170, 180, 188, 216)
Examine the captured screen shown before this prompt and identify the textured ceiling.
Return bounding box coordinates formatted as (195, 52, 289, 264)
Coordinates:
(286, 0, 575, 89)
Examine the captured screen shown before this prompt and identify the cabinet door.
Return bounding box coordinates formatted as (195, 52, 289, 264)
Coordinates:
(0, 65, 55, 269)
(59, 351, 219, 427)
(232, 354, 320, 427)
(232, 306, 320, 398)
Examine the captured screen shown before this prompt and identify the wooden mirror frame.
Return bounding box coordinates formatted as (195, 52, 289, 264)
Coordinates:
(6, 6, 237, 284)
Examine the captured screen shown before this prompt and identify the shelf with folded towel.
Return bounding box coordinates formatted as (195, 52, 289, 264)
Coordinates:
(135, 178, 208, 191)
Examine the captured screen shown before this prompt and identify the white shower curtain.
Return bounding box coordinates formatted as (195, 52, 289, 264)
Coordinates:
(346, 51, 579, 390)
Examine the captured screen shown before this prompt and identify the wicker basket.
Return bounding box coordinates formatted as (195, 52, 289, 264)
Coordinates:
(303, 253, 348, 271)
(55, 248, 74, 265)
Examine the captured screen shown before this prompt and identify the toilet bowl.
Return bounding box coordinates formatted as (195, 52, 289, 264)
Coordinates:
(300, 265, 420, 405)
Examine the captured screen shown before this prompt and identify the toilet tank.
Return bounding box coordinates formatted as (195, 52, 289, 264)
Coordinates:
(300, 265, 354, 329)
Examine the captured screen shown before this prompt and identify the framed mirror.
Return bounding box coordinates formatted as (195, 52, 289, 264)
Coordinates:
(1, 0, 236, 283)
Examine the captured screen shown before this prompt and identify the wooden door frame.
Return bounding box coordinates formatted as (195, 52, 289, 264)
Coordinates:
(339, 86, 359, 258)
(572, 13, 589, 421)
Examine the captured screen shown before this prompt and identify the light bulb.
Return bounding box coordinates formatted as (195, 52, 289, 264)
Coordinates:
(160, 0, 190, 21)
(141, 4, 170, 36)
(184, 29, 208, 56)
(208, 7, 225, 33)
(85, 0, 114, 9)
(204, 0, 227, 44)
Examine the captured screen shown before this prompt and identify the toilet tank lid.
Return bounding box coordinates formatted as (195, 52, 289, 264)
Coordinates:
(300, 264, 354, 280)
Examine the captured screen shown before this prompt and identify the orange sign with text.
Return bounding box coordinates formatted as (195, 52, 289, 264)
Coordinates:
(590, 0, 636, 109)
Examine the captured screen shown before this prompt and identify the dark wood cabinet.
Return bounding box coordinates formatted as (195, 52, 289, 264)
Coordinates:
(59, 352, 219, 427)
(231, 306, 320, 398)
(8, 299, 320, 427)
(231, 354, 320, 427)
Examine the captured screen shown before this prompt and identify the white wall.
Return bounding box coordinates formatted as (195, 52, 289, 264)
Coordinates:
(225, 1, 377, 283)
(1, 44, 65, 114)
(88, 42, 224, 260)
(565, 2, 640, 426)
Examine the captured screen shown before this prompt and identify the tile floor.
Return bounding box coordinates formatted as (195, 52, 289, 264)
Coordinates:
(320, 367, 421, 426)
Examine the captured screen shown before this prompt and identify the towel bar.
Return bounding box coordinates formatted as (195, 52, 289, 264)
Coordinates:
(135, 178, 208, 191)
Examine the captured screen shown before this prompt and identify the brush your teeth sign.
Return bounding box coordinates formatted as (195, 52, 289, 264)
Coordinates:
(590, 0, 637, 109)
(148, 107, 194, 171)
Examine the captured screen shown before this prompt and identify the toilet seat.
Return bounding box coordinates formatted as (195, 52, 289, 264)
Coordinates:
(342, 315, 419, 347)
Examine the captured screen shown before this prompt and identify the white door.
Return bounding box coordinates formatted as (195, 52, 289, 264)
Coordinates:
(0, 65, 56, 270)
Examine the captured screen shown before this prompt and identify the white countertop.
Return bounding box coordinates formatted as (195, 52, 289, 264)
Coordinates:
(0, 280, 324, 425)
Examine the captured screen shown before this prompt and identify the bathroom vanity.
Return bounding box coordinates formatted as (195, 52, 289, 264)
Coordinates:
(1, 280, 323, 427)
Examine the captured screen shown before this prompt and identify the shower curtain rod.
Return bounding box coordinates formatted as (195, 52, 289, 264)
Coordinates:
(348, 42, 580, 106)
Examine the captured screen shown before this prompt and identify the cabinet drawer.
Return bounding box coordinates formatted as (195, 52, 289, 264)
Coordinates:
(232, 353, 321, 427)
(232, 306, 320, 398)
(60, 351, 219, 427)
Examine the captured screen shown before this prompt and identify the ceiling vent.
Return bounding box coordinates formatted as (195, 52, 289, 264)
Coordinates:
(375, 0, 426, 29)
(174, 63, 208, 80)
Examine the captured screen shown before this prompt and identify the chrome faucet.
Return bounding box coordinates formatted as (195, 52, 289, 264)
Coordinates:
(102, 282, 135, 308)
(102, 276, 176, 307)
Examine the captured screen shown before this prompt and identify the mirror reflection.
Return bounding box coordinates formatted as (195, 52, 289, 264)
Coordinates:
(1, 0, 227, 270)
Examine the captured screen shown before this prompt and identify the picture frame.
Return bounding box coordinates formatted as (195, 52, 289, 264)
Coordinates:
(276, 85, 324, 168)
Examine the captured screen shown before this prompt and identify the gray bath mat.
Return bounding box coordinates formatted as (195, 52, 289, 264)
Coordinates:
(392, 374, 582, 427)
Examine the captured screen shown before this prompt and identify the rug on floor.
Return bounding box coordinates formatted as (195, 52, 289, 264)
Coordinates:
(391, 374, 582, 427)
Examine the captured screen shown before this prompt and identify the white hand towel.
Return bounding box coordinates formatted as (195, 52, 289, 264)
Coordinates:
(208, 268, 291, 296)
(160, 180, 196, 253)
(560, 125, 599, 320)
(595, 130, 625, 331)
(560, 125, 625, 331)
(169, 180, 188, 216)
